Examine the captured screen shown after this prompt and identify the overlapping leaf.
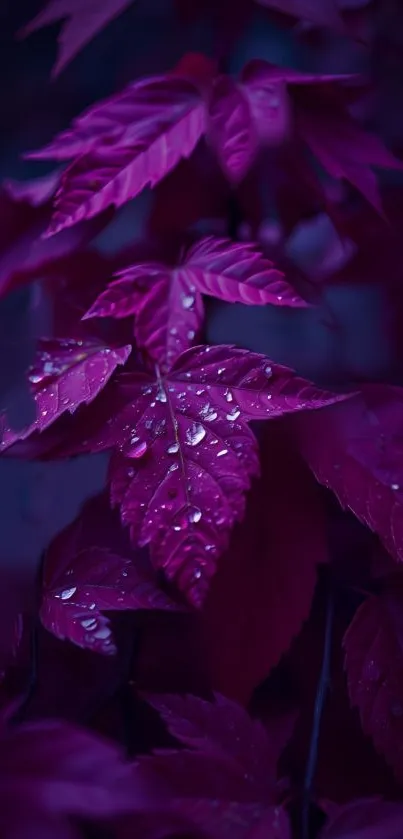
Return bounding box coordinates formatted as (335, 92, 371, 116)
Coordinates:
(294, 387, 403, 564)
(0, 338, 131, 451)
(139, 693, 292, 839)
(0, 339, 349, 603)
(27, 73, 208, 236)
(101, 345, 347, 604)
(84, 235, 308, 370)
(0, 718, 159, 838)
(41, 492, 182, 654)
(320, 799, 403, 839)
(202, 424, 327, 703)
(0, 172, 109, 298)
(344, 578, 403, 784)
(27, 57, 398, 235)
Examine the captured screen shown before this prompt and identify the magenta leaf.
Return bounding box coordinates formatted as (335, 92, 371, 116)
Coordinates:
(84, 236, 307, 369)
(0, 343, 348, 604)
(76, 344, 348, 604)
(26, 76, 206, 163)
(145, 693, 283, 792)
(0, 718, 160, 838)
(202, 425, 328, 703)
(84, 261, 205, 371)
(27, 74, 206, 235)
(207, 73, 292, 183)
(0, 173, 109, 298)
(20, 0, 135, 77)
(27, 60, 373, 234)
(138, 693, 292, 839)
(41, 492, 182, 654)
(294, 387, 403, 564)
(0, 338, 131, 451)
(296, 100, 403, 212)
(320, 799, 403, 839)
(344, 580, 403, 784)
(172, 236, 307, 306)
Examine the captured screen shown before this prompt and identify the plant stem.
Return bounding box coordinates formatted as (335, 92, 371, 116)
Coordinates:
(301, 581, 334, 839)
(10, 550, 45, 725)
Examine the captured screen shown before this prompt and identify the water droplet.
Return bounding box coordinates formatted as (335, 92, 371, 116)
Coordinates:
(187, 330, 195, 339)
(93, 626, 111, 640)
(226, 409, 240, 421)
(188, 506, 202, 523)
(391, 483, 400, 491)
(168, 463, 179, 473)
(193, 568, 202, 580)
(186, 423, 206, 446)
(217, 449, 228, 457)
(29, 371, 43, 384)
(201, 403, 217, 422)
(81, 618, 97, 630)
(182, 294, 195, 309)
(264, 365, 272, 377)
(225, 390, 233, 402)
(217, 367, 225, 375)
(170, 327, 178, 336)
(156, 383, 167, 403)
(60, 587, 77, 600)
(128, 440, 147, 459)
(167, 442, 179, 454)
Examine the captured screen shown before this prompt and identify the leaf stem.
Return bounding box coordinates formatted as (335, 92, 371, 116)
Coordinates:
(301, 580, 334, 839)
(10, 550, 45, 725)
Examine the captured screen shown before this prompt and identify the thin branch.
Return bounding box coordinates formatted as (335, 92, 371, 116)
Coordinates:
(301, 581, 334, 839)
(10, 550, 45, 725)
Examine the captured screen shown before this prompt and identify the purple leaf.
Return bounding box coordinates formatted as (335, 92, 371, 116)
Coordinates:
(41, 491, 182, 654)
(320, 799, 403, 839)
(0, 338, 131, 451)
(27, 75, 206, 235)
(137, 694, 292, 838)
(71, 344, 349, 604)
(46, 111, 205, 235)
(84, 262, 205, 371)
(0, 173, 109, 298)
(175, 236, 307, 307)
(0, 718, 159, 836)
(296, 104, 403, 212)
(144, 692, 279, 796)
(83, 236, 307, 369)
(207, 60, 357, 184)
(26, 76, 205, 162)
(20, 0, 135, 77)
(294, 387, 403, 564)
(208, 74, 291, 182)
